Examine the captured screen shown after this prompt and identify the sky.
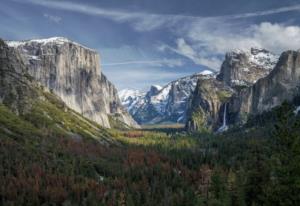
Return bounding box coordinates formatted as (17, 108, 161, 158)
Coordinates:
(1, 0, 300, 90)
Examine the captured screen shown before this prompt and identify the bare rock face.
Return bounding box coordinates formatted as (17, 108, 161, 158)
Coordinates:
(0, 39, 38, 114)
(217, 48, 278, 87)
(227, 50, 300, 125)
(6, 37, 138, 128)
(186, 48, 282, 132)
(185, 78, 233, 132)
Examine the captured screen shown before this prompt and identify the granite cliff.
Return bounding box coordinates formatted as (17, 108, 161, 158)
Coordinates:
(185, 48, 300, 132)
(227, 50, 300, 125)
(6, 37, 138, 128)
(217, 48, 278, 87)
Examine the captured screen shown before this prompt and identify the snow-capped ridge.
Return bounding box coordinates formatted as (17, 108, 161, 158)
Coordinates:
(119, 89, 146, 115)
(120, 71, 213, 124)
(6, 37, 96, 52)
(228, 47, 278, 71)
(119, 89, 145, 102)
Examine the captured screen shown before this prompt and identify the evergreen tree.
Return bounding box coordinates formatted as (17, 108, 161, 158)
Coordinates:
(266, 102, 300, 205)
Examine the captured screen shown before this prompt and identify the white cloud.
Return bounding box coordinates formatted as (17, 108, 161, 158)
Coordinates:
(186, 21, 300, 54)
(14, 0, 300, 70)
(161, 22, 300, 70)
(253, 22, 300, 52)
(159, 38, 222, 70)
(43, 13, 62, 23)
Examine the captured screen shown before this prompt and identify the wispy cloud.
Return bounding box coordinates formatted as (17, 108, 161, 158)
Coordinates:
(43, 13, 62, 23)
(223, 4, 300, 19)
(159, 39, 222, 70)
(13, 0, 300, 31)
(102, 59, 183, 68)
(12, 0, 300, 71)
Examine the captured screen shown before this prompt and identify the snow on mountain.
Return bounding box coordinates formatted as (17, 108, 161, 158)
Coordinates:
(230, 48, 278, 71)
(119, 89, 146, 115)
(119, 70, 216, 124)
(6, 37, 96, 52)
(248, 48, 278, 70)
(151, 85, 162, 91)
(198, 69, 214, 76)
(217, 48, 279, 87)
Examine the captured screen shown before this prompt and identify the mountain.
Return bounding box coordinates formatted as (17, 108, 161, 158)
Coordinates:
(0, 38, 114, 144)
(120, 70, 215, 124)
(227, 50, 300, 125)
(6, 37, 138, 129)
(185, 48, 300, 132)
(217, 48, 278, 87)
(119, 89, 146, 116)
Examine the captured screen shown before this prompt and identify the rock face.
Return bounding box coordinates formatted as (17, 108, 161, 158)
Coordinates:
(119, 70, 215, 124)
(6, 37, 138, 128)
(217, 48, 278, 87)
(227, 50, 300, 125)
(186, 48, 283, 132)
(185, 78, 233, 132)
(0, 39, 37, 114)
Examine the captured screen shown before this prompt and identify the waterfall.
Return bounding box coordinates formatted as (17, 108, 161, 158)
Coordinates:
(217, 103, 228, 133)
(222, 103, 227, 127)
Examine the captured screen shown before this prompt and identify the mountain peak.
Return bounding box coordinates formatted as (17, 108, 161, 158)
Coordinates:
(119, 89, 144, 101)
(151, 85, 162, 90)
(218, 47, 279, 86)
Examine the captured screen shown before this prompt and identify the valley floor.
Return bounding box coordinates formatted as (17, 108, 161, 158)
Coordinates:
(0, 102, 300, 206)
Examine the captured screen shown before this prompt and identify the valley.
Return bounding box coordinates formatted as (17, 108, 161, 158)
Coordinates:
(0, 36, 300, 206)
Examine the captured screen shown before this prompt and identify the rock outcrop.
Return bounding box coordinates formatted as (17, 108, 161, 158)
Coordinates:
(6, 37, 138, 128)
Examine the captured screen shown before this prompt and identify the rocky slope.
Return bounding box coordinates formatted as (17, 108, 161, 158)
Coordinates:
(120, 70, 215, 124)
(6, 37, 138, 128)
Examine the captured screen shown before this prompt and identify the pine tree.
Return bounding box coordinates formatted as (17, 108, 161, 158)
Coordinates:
(266, 102, 300, 205)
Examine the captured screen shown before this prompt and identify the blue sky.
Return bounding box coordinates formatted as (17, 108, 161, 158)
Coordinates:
(1, 0, 300, 90)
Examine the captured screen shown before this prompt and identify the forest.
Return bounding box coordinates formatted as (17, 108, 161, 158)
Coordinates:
(0, 100, 299, 206)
